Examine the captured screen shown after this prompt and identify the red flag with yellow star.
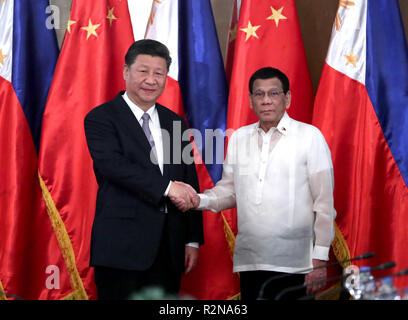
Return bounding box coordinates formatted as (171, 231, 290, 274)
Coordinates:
(38, 0, 134, 299)
(227, 0, 314, 130)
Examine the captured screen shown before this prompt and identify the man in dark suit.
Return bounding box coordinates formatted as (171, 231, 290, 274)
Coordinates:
(84, 39, 203, 300)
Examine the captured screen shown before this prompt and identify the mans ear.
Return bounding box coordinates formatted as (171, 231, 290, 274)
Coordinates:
(285, 91, 292, 109)
(123, 64, 129, 81)
(249, 94, 254, 110)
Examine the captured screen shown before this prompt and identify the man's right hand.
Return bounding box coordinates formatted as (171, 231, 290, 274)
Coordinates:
(168, 181, 200, 212)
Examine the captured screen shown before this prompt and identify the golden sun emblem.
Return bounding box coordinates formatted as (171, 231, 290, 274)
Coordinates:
(335, 1, 355, 31)
(149, 0, 162, 25)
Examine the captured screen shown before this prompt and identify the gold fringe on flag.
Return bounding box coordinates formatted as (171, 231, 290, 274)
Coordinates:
(331, 221, 351, 269)
(221, 212, 242, 299)
(316, 222, 351, 300)
(228, 293, 241, 300)
(0, 279, 7, 300)
(38, 171, 88, 300)
(221, 212, 236, 260)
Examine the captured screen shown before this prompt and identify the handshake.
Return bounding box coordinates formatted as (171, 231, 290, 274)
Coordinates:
(168, 181, 200, 212)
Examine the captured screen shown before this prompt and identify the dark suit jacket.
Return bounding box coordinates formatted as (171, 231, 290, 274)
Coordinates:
(84, 92, 204, 272)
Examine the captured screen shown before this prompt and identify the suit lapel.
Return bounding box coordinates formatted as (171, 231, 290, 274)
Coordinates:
(110, 93, 168, 180)
(156, 104, 173, 180)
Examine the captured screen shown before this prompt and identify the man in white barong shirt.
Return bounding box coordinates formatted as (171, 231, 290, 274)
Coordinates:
(175, 67, 336, 300)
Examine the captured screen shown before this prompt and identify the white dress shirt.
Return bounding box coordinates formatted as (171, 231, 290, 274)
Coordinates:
(198, 112, 336, 273)
(122, 92, 198, 248)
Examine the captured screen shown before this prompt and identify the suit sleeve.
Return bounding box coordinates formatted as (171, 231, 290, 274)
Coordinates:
(84, 108, 170, 205)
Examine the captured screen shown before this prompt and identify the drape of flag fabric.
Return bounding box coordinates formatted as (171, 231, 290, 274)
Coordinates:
(0, 0, 59, 299)
(313, 0, 408, 289)
(38, 0, 134, 299)
(227, 0, 314, 131)
(143, 0, 240, 299)
(225, 0, 239, 83)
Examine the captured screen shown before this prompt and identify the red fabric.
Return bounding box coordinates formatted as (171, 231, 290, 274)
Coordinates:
(38, 0, 134, 299)
(313, 64, 408, 289)
(225, 0, 238, 84)
(157, 76, 185, 118)
(227, 0, 314, 131)
(0, 78, 69, 300)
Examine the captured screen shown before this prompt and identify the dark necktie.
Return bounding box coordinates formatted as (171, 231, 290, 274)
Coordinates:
(142, 113, 166, 213)
(141, 113, 157, 163)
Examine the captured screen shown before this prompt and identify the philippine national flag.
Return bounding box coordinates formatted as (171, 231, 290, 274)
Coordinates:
(313, 0, 408, 289)
(140, 0, 240, 299)
(0, 0, 59, 299)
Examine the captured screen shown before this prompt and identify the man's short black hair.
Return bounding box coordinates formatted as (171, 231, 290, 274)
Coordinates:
(125, 39, 172, 70)
(248, 67, 290, 94)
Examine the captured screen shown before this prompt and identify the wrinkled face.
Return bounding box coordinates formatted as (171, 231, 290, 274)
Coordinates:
(123, 54, 167, 110)
(249, 77, 291, 129)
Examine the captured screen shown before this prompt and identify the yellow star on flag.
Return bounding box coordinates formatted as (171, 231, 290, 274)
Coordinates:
(81, 19, 101, 40)
(67, 19, 77, 34)
(107, 7, 117, 26)
(240, 21, 261, 41)
(229, 24, 237, 42)
(0, 49, 7, 65)
(345, 50, 359, 67)
(267, 6, 287, 27)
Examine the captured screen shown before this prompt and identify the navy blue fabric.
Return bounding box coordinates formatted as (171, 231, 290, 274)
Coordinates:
(12, 0, 59, 152)
(178, 0, 228, 183)
(365, 0, 408, 185)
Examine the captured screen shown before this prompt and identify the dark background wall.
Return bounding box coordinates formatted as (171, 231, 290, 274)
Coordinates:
(51, 0, 408, 93)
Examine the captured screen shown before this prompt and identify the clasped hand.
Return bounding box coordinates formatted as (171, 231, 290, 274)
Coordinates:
(168, 181, 200, 212)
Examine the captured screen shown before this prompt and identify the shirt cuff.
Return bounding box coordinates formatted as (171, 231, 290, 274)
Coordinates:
(186, 242, 199, 248)
(197, 194, 208, 211)
(164, 181, 172, 197)
(312, 245, 330, 261)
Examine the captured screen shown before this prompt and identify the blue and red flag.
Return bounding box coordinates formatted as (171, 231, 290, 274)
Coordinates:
(313, 0, 408, 289)
(0, 0, 59, 299)
(144, 0, 240, 299)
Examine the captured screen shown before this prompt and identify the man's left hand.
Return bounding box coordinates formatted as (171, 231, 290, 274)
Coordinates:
(304, 259, 327, 296)
(184, 246, 199, 275)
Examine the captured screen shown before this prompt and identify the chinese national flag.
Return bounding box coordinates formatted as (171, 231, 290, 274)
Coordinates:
(227, 0, 314, 130)
(38, 0, 134, 299)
